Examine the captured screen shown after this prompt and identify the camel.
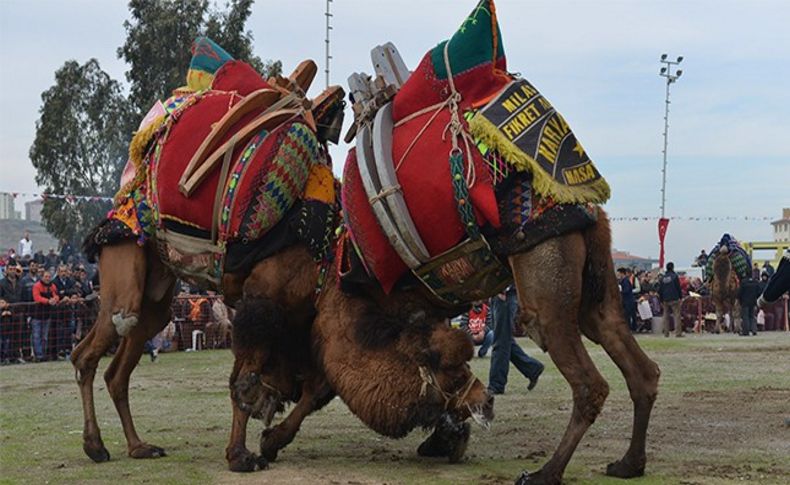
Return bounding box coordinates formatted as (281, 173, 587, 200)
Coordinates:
(244, 211, 661, 484)
(71, 238, 492, 471)
(709, 248, 741, 333)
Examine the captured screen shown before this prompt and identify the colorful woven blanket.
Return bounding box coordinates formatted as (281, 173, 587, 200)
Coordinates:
(705, 234, 752, 281)
(106, 38, 328, 286)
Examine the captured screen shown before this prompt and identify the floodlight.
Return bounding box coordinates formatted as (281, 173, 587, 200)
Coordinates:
(676, 70, 683, 77)
(660, 67, 667, 74)
(677, 56, 684, 63)
(661, 54, 668, 60)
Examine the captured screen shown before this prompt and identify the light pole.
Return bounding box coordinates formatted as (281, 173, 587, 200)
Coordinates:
(658, 54, 683, 218)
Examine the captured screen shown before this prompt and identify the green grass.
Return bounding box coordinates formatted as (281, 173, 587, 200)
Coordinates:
(1, 333, 789, 484)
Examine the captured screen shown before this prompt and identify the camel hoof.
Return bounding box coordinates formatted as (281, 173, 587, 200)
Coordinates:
(84, 443, 111, 463)
(515, 469, 560, 485)
(259, 428, 281, 462)
(129, 443, 167, 459)
(447, 422, 470, 464)
(228, 448, 268, 472)
(606, 458, 645, 478)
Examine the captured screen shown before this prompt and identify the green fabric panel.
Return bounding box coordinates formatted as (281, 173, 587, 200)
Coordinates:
(190, 36, 234, 75)
(430, 0, 505, 80)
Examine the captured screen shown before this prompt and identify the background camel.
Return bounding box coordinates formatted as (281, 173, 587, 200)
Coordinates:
(710, 248, 741, 333)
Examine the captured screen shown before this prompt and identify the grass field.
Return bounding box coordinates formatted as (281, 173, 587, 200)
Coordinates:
(1, 333, 789, 484)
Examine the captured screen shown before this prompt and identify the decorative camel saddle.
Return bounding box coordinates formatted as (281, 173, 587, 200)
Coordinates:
(705, 233, 752, 281)
(90, 38, 345, 288)
(340, 0, 605, 305)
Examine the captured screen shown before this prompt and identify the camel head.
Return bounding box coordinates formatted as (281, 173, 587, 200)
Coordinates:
(423, 323, 494, 429)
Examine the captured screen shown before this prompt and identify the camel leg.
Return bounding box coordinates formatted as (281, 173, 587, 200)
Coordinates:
(510, 235, 610, 485)
(579, 277, 660, 478)
(259, 376, 334, 462)
(104, 284, 174, 459)
(226, 352, 270, 472)
(71, 241, 146, 463)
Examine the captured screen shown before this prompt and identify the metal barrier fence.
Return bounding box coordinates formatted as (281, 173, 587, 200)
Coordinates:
(0, 295, 231, 364)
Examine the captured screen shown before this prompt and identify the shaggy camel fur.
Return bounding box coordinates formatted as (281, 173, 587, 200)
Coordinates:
(230, 273, 493, 469)
(225, 211, 660, 484)
(710, 249, 741, 333)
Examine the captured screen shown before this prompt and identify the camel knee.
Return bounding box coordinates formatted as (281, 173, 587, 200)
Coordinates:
(575, 378, 609, 423)
(112, 311, 139, 337)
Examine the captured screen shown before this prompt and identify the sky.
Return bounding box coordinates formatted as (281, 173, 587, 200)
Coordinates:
(0, 0, 788, 265)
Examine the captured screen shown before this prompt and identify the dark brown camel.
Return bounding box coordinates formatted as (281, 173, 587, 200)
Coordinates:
(245, 211, 661, 484)
(710, 248, 740, 333)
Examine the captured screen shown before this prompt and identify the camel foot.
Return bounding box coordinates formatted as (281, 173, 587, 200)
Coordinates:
(227, 447, 268, 472)
(259, 428, 281, 462)
(83, 442, 111, 463)
(606, 457, 645, 478)
(417, 415, 471, 463)
(515, 469, 560, 485)
(129, 443, 167, 459)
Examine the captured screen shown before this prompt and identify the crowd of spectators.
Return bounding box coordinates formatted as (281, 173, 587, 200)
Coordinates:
(0, 232, 233, 365)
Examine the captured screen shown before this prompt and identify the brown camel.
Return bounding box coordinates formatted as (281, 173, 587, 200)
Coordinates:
(267, 212, 660, 484)
(71, 239, 491, 471)
(710, 248, 741, 333)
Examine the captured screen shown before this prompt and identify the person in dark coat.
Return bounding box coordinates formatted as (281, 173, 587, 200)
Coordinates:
(658, 262, 684, 337)
(0, 265, 25, 363)
(617, 268, 637, 332)
(737, 275, 762, 336)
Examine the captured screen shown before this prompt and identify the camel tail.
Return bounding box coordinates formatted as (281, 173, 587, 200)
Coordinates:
(582, 209, 616, 306)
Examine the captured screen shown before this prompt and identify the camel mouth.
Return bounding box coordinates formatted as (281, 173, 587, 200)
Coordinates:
(469, 403, 494, 430)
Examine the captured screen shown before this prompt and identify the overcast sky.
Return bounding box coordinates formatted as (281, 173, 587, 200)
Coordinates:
(1, 0, 788, 264)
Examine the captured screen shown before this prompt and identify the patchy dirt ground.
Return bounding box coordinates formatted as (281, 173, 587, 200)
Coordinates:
(1, 333, 788, 484)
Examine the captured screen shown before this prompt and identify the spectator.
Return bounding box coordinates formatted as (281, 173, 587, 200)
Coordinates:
(18, 231, 33, 258)
(206, 291, 232, 349)
(31, 270, 59, 362)
(32, 250, 44, 266)
(59, 238, 75, 264)
(459, 300, 494, 358)
(695, 249, 708, 269)
(751, 263, 760, 280)
(5, 248, 18, 267)
(658, 262, 684, 337)
(488, 286, 544, 395)
(617, 268, 637, 332)
(19, 262, 40, 302)
(762, 261, 775, 278)
(53, 265, 78, 358)
(737, 275, 761, 336)
(44, 249, 59, 272)
(0, 265, 25, 364)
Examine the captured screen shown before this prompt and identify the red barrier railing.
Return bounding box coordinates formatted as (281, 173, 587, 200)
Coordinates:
(0, 295, 231, 364)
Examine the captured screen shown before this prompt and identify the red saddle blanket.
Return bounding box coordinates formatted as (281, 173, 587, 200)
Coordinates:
(147, 63, 320, 243)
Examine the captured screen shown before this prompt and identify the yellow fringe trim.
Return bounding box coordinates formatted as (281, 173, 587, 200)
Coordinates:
(114, 114, 166, 205)
(468, 114, 611, 204)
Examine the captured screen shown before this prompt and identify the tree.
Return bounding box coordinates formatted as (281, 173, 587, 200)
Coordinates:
(119, 0, 280, 116)
(29, 59, 133, 244)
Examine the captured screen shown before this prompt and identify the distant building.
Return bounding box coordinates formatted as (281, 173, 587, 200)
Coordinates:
(772, 208, 790, 242)
(25, 199, 44, 223)
(611, 249, 658, 272)
(0, 193, 17, 219)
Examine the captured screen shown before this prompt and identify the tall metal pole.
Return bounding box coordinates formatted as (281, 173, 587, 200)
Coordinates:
(325, 0, 333, 89)
(658, 54, 683, 218)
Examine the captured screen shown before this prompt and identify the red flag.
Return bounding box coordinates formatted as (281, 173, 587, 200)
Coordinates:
(658, 217, 670, 269)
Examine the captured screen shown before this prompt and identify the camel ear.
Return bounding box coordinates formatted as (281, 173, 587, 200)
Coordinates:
(431, 328, 474, 368)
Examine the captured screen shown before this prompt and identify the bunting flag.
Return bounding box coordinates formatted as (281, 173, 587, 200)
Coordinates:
(609, 216, 775, 222)
(0, 191, 112, 202)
